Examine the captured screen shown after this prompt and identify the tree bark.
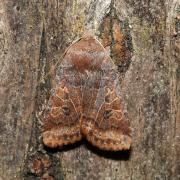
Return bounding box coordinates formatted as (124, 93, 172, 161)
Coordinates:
(0, 0, 179, 180)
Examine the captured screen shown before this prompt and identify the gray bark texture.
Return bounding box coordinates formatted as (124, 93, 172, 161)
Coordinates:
(0, 0, 179, 180)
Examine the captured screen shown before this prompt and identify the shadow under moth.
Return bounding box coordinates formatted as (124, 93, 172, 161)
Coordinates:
(42, 33, 132, 151)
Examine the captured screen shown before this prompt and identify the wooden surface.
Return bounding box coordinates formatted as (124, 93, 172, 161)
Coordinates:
(0, 0, 179, 179)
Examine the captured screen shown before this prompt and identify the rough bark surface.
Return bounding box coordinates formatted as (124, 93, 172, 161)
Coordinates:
(0, 0, 179, 180)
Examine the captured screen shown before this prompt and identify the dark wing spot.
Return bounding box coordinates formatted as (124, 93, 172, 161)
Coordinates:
(105, 95, 110, 102)
(62, 106, 71, 116)
(103, 109, 113, 119)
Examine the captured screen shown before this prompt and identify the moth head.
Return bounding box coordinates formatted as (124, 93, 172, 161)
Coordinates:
(82, 30, 95, 40)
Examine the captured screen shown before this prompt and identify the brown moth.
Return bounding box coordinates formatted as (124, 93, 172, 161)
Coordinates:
(42, 33, 132, 151)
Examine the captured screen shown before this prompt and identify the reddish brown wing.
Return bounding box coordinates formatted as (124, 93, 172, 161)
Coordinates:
(42, 55, 83, 148)
(81, 39, 132, 151)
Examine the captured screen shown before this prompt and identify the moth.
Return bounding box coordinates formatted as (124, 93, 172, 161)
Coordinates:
(42, 33, 132, 151)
